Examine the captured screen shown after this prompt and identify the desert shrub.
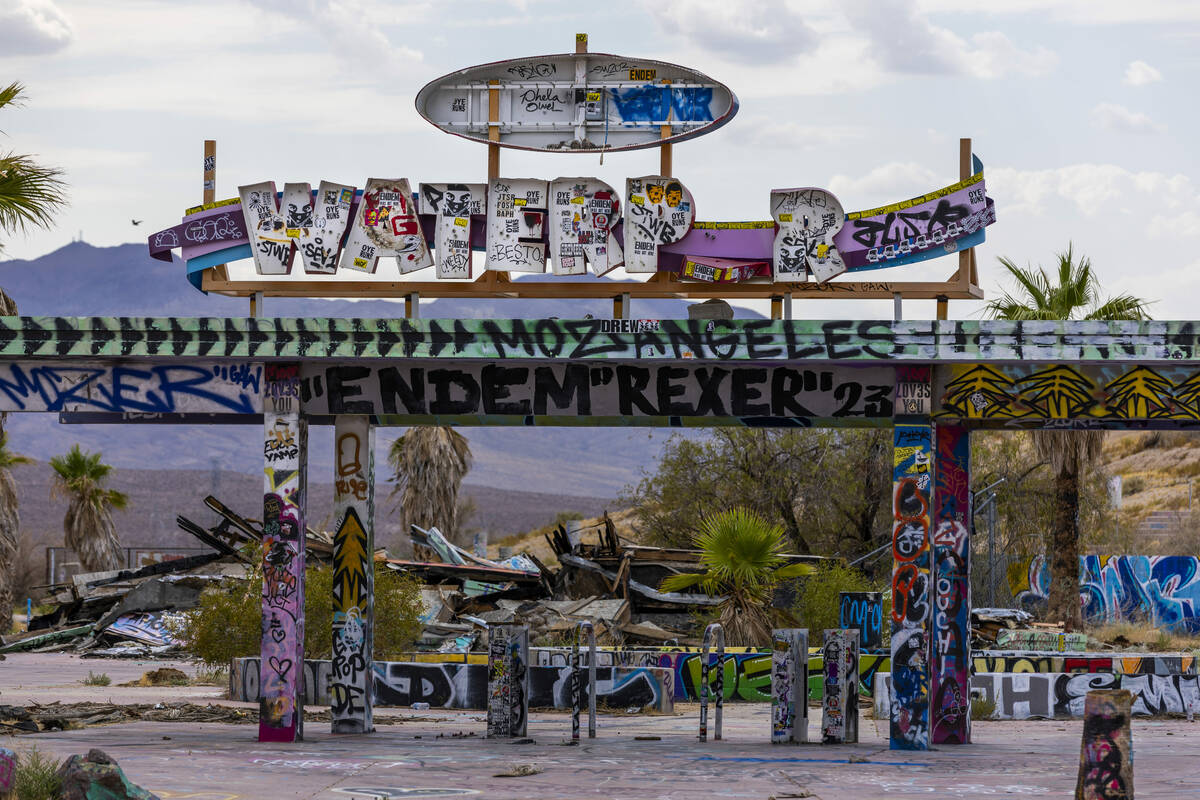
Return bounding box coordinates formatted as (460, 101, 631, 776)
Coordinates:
(176, 563, 424, 667)
(80, 670, 110, 686)
(970, 696, 996, 720)
(1122, 476, 1145, 495)
(791, 561, 889, 641)
(12, 748, 62, 800)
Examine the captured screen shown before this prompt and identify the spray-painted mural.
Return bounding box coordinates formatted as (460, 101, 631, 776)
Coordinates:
(877, 672, 1200, 720)
(330, 416, 375, 734)
(231, 658, 673, 713)
(931, 423, 971, 745)
(839, 592, 883, 650)
(937, 363, 1200, 423)
(1008, 554, 1200, 634)
(259, 363, 307, 743)
(891, 388, 933, 750)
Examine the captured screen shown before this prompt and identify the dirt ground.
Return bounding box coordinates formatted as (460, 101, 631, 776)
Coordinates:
(3, 653, 1198, 799)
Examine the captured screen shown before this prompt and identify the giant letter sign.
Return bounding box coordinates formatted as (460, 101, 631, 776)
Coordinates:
(239, 181, 293, 275)
(340, 178, 431, 274)
(548, 177, 623, 276)
(487, 178, 549, 272)
(421, 182, 486, 279)
(624, 176, 694, 273)
(772, 188, 846, 283)
(282, 181, 356, 274)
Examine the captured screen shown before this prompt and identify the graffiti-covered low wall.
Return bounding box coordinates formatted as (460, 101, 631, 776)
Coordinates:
(875, 672, 1200, 720)
(230, 658, 673, 713)
(533, 647, 889, 701)
(1008, 554, 1200, 634)
(973, 652, 1195, 675)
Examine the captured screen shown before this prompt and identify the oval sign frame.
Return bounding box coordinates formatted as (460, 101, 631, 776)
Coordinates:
(415, 51, 739, 154)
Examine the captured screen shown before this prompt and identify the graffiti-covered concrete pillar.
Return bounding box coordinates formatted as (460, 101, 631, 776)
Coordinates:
(259, 363, 307, 743)
(891, 366, 933, 750)
(331, 416, 375, 734)
(932, 423, 971, 744)
(487, 625, 529, 738)
(770, 628, 808, 744)
(822, 628, 860, 744)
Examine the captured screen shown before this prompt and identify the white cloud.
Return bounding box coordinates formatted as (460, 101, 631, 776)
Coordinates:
(726, 117, 866, 150)
(0, 0, 72, 56)
(642, 0, 819, 65)
(916, 0, 1200, 24)
(827, 162, 939, 207)
(244, 0, 423, 66)
(1124, 60, 1163, 86)
(842, 0, 1056, 78)
(988, 164, 1198, 227)
(1091, 102, 1166, 134)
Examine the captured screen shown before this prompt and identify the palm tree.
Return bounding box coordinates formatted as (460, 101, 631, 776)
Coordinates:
(0, 82, 67, 253)
(985, 246, 1151, 630)
(50, 445, 129, 573)
(388, 427, 473, 549)
(0, 434, 30, 631)
(1, 82, 66, 619)
(660, 508, 815, 646)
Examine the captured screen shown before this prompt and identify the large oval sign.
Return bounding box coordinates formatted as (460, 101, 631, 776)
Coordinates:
(415, 52, 738, 153)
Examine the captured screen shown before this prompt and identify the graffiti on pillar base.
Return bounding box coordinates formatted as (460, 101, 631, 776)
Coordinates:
(891, 417, 932, 751)
(770, 629, 808, 743)
(822, 629, 860, 743)
(931, 423, 971, 745)
(1076, 690, 1134, 800)
(487, 626, 529, 737)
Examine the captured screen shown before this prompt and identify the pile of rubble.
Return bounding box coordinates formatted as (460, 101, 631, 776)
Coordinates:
(0, 497, 823, 660)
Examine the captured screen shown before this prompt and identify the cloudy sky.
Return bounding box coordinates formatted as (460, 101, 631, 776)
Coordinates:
(1, 0, 1197, 319)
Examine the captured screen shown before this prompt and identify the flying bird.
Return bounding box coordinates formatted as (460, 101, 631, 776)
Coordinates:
(131, 219, 143, 225)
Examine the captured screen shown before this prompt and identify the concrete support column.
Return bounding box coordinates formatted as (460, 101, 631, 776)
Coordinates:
(822, 628, 860, 744)
(891, 365, 933, 750)
(331, 415, 375, 734)
(1075, 689, 1134, 799)
(259, 363, 307, 743)
(487, 625, 529, 738)
(931, 422, 972, 744)
(770, 628, 808, 744)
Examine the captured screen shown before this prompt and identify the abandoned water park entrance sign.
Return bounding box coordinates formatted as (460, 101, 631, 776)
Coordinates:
(14, 317, 1200, 755)
(42, 35, 1128, 754)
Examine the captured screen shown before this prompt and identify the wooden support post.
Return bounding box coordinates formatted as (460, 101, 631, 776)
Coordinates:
(404, 292, 419, 318)
(484, 80, 499, 181)
(822, 629, 860, 744)
(957, 137, 973, 296)
(259, 364, 307, 743)
(770, 628, 808, 744)
(770, 295, 783, 320)
(202, 140, 215, 204)
(331, 416, 375, 734)
(931, 423, 971, 744)
(487, 625, 530, 737)
(575, 32, 587, 53)
(936, 296, 949, 320)
(659, 80, 673, 176)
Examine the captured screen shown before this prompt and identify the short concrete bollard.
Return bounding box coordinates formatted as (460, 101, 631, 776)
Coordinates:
(770, 628, 809, 744)
(486, 625, 530, 738)
(1075, 689, 1134, 800)
(571, 620, 597, 740)
(699, 622, 725, 742)
(822, 628, 860, 743)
